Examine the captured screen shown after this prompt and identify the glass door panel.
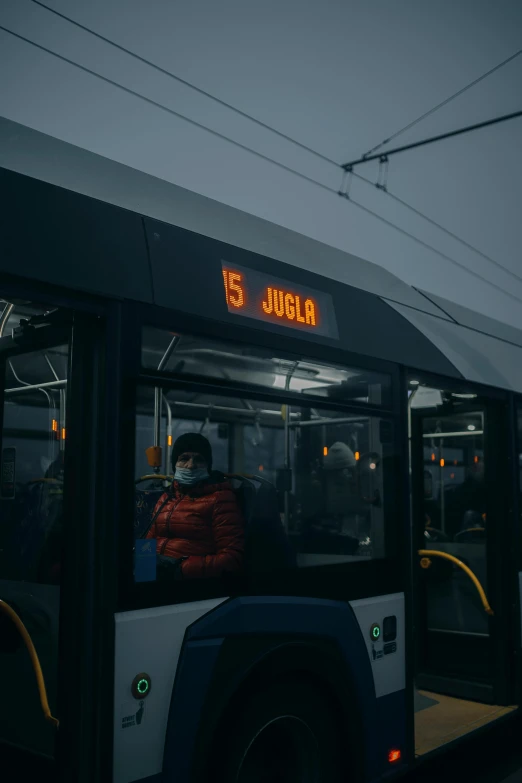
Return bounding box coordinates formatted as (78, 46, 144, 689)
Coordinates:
(0, 301, 69, 763)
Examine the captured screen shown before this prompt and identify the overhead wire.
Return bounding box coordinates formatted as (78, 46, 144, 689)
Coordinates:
(338, 190, 522, 300)
(24, 2, 522, 287)
(0, 26, 334, 195)
(29, 0, 340, 169)
(362, 46, 522, 158)
(350, 171, 522, 285)
(2, 22, 522, 305)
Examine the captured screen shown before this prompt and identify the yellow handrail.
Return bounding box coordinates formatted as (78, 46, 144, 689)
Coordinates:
(418, 549, 494, 616)
(0, 600, 59, 727)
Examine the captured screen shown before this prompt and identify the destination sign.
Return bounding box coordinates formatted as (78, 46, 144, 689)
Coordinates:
(221, 262, 338, 339)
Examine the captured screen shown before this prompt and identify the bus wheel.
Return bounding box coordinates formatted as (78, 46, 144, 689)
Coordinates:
(222, 679, 343, 783)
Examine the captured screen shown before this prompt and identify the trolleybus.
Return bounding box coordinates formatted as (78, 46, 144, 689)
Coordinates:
(1, 117, 522, 783)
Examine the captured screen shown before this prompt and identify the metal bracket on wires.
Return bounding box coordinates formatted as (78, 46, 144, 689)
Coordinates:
(338, 165, 353, 199)
(375, 155, 389, 192)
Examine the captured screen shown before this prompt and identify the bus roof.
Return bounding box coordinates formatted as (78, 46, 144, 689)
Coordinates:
(1, 116, 522, 394)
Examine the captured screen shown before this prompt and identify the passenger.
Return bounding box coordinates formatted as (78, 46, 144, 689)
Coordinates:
(323, 442, 358, 522)
(303, 442, 358, 527)
(146, 433, 244, 580)
(301, 442, 360, 554)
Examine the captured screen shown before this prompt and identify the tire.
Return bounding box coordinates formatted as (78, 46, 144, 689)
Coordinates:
(220, 678, 344, 783)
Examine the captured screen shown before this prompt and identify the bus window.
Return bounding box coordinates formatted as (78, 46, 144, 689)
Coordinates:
(141, 326, 392, 407)
(0, 345, 68, 584)
(293, 412, 394, 564)
(133, 383, 396, 585)
(420, 412, 485, 541)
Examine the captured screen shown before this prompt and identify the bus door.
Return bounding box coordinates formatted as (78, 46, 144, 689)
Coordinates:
(0, 296, 108, 783)
(409, 381, 517, 752)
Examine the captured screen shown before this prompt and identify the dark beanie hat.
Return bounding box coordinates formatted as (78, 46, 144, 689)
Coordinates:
(171, 432, 213, 471)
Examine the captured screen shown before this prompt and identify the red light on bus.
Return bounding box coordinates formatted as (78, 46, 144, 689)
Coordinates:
(61, 428, 66, 441)
(355, 451, 360, 461)
(167, 435, 173, 446)
(388, 749, 401, 763)
(258, 465, 264, 471)
(440, 458, 445, 467)
(431, 453, 435, 461)
(323, 446, 328, 456)
(474, 455, 479, 463)
(52, 419, 58, 432)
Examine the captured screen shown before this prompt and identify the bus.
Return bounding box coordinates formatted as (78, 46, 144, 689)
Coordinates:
(1, 117, 522, 783)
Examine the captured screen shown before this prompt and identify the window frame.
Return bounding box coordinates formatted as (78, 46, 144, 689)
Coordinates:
(137, 370, 395, 421)
(118, 304, 407, 611)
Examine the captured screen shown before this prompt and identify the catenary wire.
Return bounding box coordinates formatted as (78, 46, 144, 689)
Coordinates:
(338, 191, 522, 300)
(2, 24, 522, 306)
(362, 46, 522, 158)
(25, 1, 522, 286)
(0, 26, 334, 195)
(350, 172, 522, 285)
(29, 0, 340, 169)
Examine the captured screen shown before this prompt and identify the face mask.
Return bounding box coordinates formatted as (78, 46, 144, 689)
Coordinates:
(174, 467, 209, 486)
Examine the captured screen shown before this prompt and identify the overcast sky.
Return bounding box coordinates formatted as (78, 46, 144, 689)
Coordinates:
(1, 0, 521, 327)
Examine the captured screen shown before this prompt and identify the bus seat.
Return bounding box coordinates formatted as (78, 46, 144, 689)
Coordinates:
(230, 475, 296, 572)
(454, 527, 485, 543)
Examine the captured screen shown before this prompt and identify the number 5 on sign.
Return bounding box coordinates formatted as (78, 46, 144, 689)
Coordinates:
(223, 269, 245, 309)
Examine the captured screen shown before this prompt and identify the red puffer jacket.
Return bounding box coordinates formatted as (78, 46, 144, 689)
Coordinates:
(146, 475, 244, 579)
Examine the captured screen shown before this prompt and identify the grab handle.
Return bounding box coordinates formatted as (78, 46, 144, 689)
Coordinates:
(0, 599, 59, 727)
(418, 549, 493, 616)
